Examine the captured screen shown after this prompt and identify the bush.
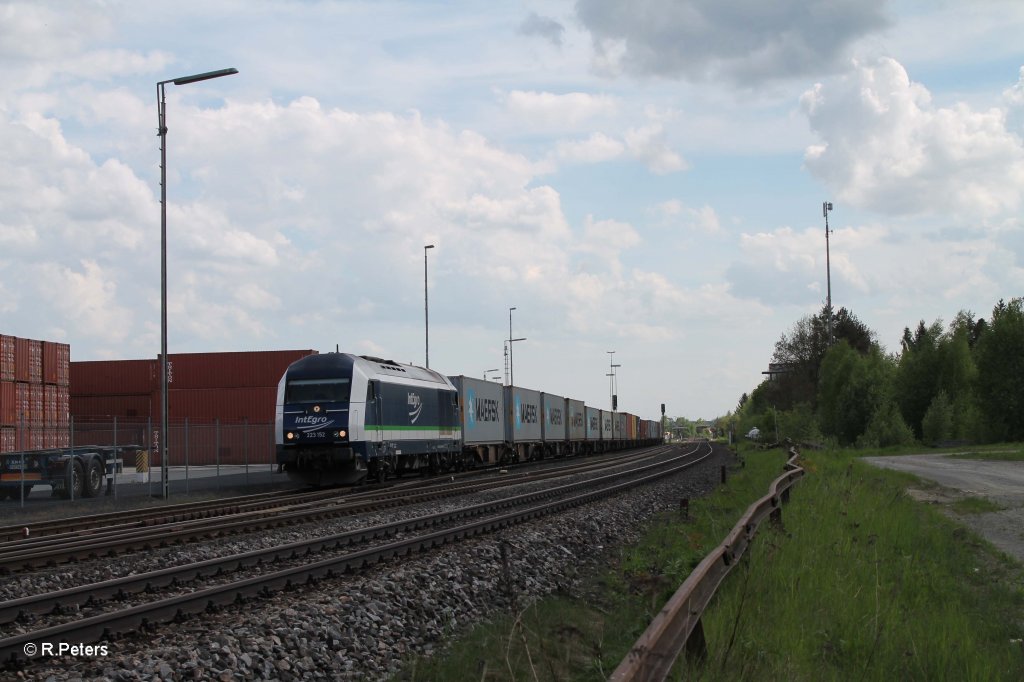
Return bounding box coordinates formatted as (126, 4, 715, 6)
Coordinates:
(857, 398, 916, 449)
(922, 390, 953, 445)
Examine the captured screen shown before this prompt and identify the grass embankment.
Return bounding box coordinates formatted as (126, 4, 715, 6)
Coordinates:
(399, 446, 1024, 681)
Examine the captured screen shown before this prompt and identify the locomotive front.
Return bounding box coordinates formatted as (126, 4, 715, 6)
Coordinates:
(276, 353, 366, 485)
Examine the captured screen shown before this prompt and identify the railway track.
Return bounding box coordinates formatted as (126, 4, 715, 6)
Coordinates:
(0, 442, 713, 667)
(0, 447, 671, 573)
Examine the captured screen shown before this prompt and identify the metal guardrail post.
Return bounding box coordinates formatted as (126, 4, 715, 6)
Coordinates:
(611, 449, 805, 682)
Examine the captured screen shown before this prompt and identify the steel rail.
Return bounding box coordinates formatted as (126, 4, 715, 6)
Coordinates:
(0, 442, 712, 666)
(610, 448, 804, 682)
(0, 445, 701, 627)
(0, 445, 661, 545)
(0, 446, 674, 572)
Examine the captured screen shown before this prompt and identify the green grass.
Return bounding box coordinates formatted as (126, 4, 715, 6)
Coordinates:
(397, 447, 1024, 681)
(687, 451, 1024, 681)
(951, 495, 1006, 515)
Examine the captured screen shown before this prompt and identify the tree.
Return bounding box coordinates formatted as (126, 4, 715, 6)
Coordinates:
(921, 390, 953, 446)
(818, 341, 894, 445)
(894, 320, 944, 439)
(974, 298, 1024, 441)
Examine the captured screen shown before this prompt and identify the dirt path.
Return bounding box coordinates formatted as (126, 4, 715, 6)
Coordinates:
(864, 453, 1024, 565)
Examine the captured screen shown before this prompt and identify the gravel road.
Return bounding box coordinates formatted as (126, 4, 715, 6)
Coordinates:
(864, 453, 1024, 564)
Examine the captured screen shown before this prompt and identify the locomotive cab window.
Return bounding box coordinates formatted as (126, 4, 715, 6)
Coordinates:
(286, 378, 351, 403)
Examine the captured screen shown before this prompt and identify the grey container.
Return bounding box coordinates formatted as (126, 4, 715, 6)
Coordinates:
(585, 406, 601, 442)
(540, 392, 565, 442)
(601, 410, 613, 441)
(449, 376, 505, 445)
(504, 385, 542, 443)
(567, 399, 585, 441)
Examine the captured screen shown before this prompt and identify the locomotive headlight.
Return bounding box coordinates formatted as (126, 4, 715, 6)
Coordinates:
(286, 432, 295, 440)
(334, 430, 347, 439)
(313, 405, 321, 413)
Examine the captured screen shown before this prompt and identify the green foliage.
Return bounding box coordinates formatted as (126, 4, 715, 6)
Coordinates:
(974, 298, 1024, 441)
(894, 319, 944, 439)
(921, 390, 953, 445)
(856, 398, 915, 449)
(818, 341, 895, 445)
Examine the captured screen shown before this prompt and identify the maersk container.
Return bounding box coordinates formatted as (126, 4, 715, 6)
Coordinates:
(540, 392, 565, 442)
(585, 406, 600, 442)
(449, 376, 504, 445)
(616, 412, 628, 440)
(566, 399, 585, 442)
(504, 385, 542, 443)
(601, 409, 613, 441)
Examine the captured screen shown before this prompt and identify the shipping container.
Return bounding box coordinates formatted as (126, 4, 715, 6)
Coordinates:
(163, 350, 317, 390)
(0, 381, 14, 426)
(0, 336, 14, 382)
(566, 399, 585, 442)
(155, 387, 278, 423)
(13, 337, 29, 382)
(504, 385, 542, 443)
(0, 427, 12, 453)
(601, 410, 613, 441)
(540, 392, 565, 443)
(43, 341, 71, 386)
(71, 394, 153, 420)
(55, 386, 69, 425)
(28, 340, 42, 384)
(70, 359, 157, 395)
(29, 383, 43, 426)
(585, 406, 601, 442)
(448, 376, 505, 445)
(14, 383, 29, 426)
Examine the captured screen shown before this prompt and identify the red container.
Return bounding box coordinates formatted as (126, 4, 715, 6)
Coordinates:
(71, 359, 157, 396)
(28, 340, 42, 384)
(42, 428, 70, 449)
(0, 427, 13, 453)
(155, 386, 278, 423)
(165, 350, 316, 390)
(71, 394, 153, 420)
(29, 384, 43, 427)
(43, 342, 71, 385)
(14, 383, 29, 425)
(0, 381, 14, 426)
(14, 338, 29, 382)
(26, 428, 43, 451)
(0, 336, 14, 382)
(44, 385, 57, 425)
(56, 386, 69, 426)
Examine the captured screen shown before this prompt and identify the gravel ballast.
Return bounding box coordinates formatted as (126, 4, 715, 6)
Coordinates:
(10, 444, 731, 681)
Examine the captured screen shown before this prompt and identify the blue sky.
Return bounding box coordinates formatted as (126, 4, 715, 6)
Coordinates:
(1, 0, 1022, 421)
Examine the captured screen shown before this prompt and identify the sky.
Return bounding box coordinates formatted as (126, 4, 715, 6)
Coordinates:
(1, 0, 1022, 422)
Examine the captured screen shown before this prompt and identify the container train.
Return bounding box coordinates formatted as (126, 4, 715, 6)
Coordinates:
(275, 353, 663, 486)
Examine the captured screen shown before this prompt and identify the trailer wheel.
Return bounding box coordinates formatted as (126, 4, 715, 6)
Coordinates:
(65, 460, 85, 499)
(83, 458, 103, 498)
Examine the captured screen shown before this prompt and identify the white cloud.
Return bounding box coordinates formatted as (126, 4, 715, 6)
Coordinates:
(624, 124, 687, 174)
(519, 12, 565, 47)
(502, 90, 619, 129)
(554, 133, 625, 164)
(1005, 66, 1024, 106)
(35, 260, 132, 341)
(802, 57, 1024, 218)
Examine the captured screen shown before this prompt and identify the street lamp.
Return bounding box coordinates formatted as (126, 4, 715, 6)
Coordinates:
(823, 201, 834, 345)
(157, 67, 237, 500)
(507, 307, 526, 387)
(483, 368, 501, 380)
(424, 244, 435, 368)
(607, 351, 620, 439)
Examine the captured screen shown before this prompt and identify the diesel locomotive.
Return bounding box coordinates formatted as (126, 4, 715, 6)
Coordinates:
(276, 352, 663, 486)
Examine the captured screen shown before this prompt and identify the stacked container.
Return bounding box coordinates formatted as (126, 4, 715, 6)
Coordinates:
(0, 334, 70, 452)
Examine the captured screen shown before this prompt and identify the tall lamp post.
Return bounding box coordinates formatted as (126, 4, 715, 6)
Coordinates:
(157, 67, 238, 500)
(424, 244, 435, 368)
(823, 201, 834, 345)
(507, 307, 526, 387)
(606, 351, 620, 439)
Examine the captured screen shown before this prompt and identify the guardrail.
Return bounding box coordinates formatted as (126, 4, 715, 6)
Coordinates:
(611, 447, 805, 682)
